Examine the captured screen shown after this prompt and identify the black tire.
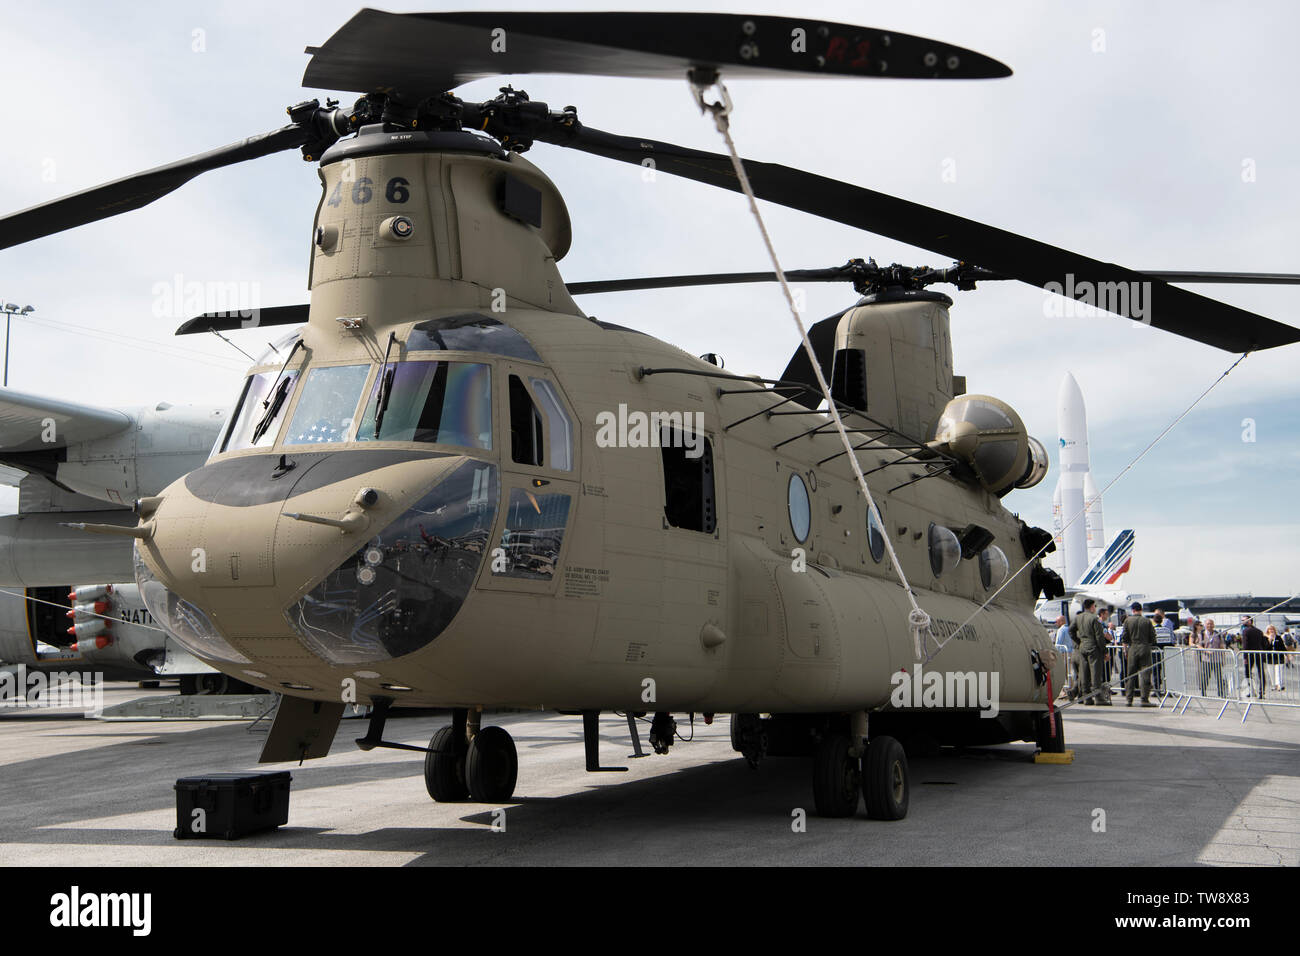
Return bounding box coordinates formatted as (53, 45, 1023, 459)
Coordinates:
(424, 726, 468, 802)
(1035, 711, 1066, 753)
(465, 725, 518, 803)
(864, 736, 909, 821)
(196, 673, 229, 695)
(729, 714, 743, 752)
(812, 733, 861, 818)
(179, 675, 198, 696)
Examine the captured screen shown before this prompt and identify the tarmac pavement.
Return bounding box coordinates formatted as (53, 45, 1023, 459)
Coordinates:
(0, 684, 1296, 866)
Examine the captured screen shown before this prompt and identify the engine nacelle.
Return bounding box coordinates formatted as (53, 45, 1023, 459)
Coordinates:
(932, 394, 1049, 496)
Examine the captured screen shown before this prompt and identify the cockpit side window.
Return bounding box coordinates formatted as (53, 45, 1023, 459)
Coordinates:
(356, 360, 492, 449)
(508, 374, 544, 467)
(222, 368, 300, 452)
(529, 377, 573, 472)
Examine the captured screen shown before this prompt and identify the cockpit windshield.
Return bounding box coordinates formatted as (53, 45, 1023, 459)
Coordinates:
(356, 361, 492, 449)
(284, 364, 370, 445)
(222, 368, 300, 453)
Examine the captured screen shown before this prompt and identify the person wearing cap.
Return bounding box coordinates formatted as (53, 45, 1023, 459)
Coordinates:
(1075, 598, 1111, 705)
(1240, 615, 1268, 698)
(1122, 601, 1158, 706)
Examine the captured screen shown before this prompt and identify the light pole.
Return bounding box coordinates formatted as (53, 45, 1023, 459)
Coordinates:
(1, 303, 35, 387)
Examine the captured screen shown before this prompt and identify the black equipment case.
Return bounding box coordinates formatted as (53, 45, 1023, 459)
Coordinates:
(174, 771, 292, 840)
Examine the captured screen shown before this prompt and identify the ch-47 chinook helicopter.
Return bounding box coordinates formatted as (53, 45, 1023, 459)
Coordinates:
(4, 10, 1298, 821)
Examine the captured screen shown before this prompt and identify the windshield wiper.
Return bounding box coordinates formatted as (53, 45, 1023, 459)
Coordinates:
(373, 332, 397, 439)
(251, 338, 303, 443)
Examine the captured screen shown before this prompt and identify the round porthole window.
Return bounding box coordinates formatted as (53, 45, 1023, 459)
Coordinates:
(788, 473, 811, 543)
(928, 523, 961, 578)
(979, 545, 1010, 590)
(866, 506, 885, 563)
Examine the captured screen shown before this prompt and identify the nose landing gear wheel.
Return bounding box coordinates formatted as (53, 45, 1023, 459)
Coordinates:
(812, 733, 861, 818)
(465, 725, 518, 803)
(424, 725, 469, 802)
(863, 735, 909, 820)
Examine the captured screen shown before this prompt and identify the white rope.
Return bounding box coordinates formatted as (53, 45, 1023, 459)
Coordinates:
(690, 77, 933, 660)
(688, 74, 1256, 668)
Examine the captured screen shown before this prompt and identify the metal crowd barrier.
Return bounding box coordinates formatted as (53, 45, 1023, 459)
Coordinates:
(1162, 649, 1299, 722)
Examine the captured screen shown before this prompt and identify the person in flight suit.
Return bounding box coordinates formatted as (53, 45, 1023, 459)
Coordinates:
(1076, 599, 1111, 705)
(1123, 601, 1159, 706)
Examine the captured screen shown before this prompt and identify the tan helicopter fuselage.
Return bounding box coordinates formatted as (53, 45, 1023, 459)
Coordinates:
(134, 132, 1062, 722)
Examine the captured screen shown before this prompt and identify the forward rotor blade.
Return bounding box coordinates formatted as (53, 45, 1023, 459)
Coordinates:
(303, 10, 1010, 97)
(175, 304, 311, 336)
(539, 124, 1299, 352)
(0, 125, 308, 250)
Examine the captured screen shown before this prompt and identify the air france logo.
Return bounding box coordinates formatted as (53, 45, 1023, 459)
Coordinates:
(50, 886, 151, 936)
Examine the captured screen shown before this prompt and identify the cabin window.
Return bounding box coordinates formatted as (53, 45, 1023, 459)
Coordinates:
(979, 545, 1010, 590)
(867, 505, 886, 563)
(788, 473, 811, 543)
(285, 364, 371, 445)
(929, 523, 961, 578)
(508, 375, 544, 466)
(662, 429, 716, 534)
(356, 361, 492, 449)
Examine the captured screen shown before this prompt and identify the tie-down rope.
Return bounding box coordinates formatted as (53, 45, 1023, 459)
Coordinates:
(689, 77, 934, 660)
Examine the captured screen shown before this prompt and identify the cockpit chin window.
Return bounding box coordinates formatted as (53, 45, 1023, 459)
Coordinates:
(133, 545, 251, 665)
(286, 460, 499, 665)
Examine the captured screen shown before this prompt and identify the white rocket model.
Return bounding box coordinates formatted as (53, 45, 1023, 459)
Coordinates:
(1054, 372, 1103, 588)
(1084, 472, 1104, 567)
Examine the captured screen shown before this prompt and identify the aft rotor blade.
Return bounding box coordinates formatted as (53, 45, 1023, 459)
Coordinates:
(777, 308, 851, 409)
(540, 124, 1299, 352)
(1142, 271, 1300, 285)
(0, 124, 309, 251)
(303, 10, 1010, 97)
(567, 268, 856, 295)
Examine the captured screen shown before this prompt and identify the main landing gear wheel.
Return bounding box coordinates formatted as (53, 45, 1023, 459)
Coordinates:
(466, 725, 518, 803)
(424, 725, 469, 802)
(863, 735, 909, 821)
(812, 733, 861, 818)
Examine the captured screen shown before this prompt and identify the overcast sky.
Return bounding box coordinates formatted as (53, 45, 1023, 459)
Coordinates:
(2, 0, 1297, 599)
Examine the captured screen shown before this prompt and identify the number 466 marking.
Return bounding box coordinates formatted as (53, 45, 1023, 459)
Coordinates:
(327, 176, 410, 208)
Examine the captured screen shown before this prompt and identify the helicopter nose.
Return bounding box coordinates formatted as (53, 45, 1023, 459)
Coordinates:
(134, 452, 500, 670)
